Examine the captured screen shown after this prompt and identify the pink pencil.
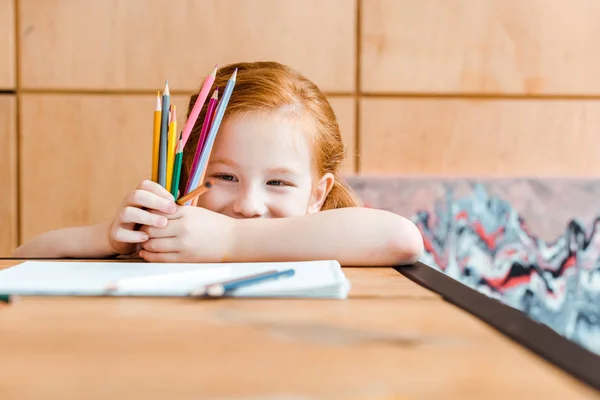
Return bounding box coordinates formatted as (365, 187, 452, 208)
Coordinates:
(185, 88, 219, 195)
(181, 65, 218, 149)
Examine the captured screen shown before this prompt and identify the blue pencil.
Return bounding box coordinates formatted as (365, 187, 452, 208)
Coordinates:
(190, 268, 295, 297)
(158, 80, 170, 188)
(186, 69, 237, 200)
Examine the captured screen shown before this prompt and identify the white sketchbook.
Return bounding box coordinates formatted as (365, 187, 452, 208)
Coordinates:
(0, 260, 351, 299)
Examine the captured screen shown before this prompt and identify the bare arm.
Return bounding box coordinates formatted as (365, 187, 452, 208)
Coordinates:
(13, 180, 180, 259)
(228, 207, 424, 266)
(12, 221, 115, 259)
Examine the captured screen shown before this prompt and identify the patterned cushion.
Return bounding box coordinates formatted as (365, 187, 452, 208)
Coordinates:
(345, 176, 600, 356)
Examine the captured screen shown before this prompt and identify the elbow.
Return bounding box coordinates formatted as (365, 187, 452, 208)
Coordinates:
(389, 217, 424, 265)
(11, 246, 23, 258)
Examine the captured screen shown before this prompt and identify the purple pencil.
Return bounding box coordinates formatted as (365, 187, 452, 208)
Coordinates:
(185, 88, 219, 195)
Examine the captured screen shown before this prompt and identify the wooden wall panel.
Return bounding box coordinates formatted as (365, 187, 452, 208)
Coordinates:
(0, 0, 15, 89)
(328, 97, 356, 174)
(361, 0, 600, 94)
(19, 94, 189, 242)
(0, 96, 17, 255)
(360, 98, 600, 176)
(19, 0, 356, 92)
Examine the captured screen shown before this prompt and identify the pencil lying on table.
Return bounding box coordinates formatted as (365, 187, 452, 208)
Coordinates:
(189, 269, 296, 298)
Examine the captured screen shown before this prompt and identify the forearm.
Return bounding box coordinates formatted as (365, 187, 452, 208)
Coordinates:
(228, 208, 424, 266)
(12, 221, 115, 259)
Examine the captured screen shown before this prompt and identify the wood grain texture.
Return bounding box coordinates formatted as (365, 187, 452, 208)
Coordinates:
(19, 94, 190, 242)
(0, 261, 596, 400)
(0, 0, 15, 89)
(361, 0, 600, 94)
(328, 97, 356, 174)
(359, 98, 600, 176)
(18, 0, 356, 92)
(0, 96, 17, 255)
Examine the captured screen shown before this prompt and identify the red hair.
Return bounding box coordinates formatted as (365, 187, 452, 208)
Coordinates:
(181, 61, 361, 210)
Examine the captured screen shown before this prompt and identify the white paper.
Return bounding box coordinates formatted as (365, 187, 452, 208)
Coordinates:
(0, 260, 350, 299)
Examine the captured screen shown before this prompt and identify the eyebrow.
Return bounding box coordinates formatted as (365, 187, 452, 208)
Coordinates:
(210, 158, 238, 167)
(267, 167, 300, 176)
(210, 158, 300, 176)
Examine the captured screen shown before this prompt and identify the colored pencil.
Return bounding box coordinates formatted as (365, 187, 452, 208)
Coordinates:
(190, 269, 296, 297)
(166, 105, 177, 190)
(187, 69, 237, 194)
(181, 65, 218, 148)
(185, 88, 219, 196)
(104, 266, 230, 293)
(170, 131, 183, 197)
(158, 80, 170, 188)
(151, 91, 162, 182)
(176, 179, 214, 206)
(0, 294, 17, 304)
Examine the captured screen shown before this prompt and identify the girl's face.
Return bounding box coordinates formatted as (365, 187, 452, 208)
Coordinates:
(196, 113, 334, 218)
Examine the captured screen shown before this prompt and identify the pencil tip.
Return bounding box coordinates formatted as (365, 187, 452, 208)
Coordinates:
(210, 65, 218, 77)
(177, 131, 183, 151)
(231, 68, 237, 80)
(211, 88, 218, 99)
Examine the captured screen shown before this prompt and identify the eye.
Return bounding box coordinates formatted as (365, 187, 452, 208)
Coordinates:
(267, 179, 292, 187)
(212, 173, 238, 182)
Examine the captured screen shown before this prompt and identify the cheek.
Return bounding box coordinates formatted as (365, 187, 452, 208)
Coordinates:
(267, 188, 313, 217)
(195, 190, 231, 212)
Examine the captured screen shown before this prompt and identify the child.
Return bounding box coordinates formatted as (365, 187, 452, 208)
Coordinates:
(13, 61, 424, 266)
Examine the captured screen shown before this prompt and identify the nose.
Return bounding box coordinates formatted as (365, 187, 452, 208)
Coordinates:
(232, 187, 267, 218)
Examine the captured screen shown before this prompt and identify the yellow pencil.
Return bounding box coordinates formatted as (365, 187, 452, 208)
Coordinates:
(152, 91, 162, 182)
(166, 105, 177, 190)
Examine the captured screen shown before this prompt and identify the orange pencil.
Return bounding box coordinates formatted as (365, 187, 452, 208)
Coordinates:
(176, 179, 214, 206)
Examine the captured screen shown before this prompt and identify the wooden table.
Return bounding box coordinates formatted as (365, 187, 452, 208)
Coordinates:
(0, 259, 597, 400)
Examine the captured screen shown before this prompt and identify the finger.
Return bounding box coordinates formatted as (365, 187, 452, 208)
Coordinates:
(142, 238, 180, 253)
(143, 222, 178, 238)
(137, 179, 175, 201)
(126, 189, 177, 214)
(146, 207, 185, 220)
(146, 207, 187, 224)
(139, 250, 180, 263)
(112, 227, 149, 243)
(119, 206, 169, 228)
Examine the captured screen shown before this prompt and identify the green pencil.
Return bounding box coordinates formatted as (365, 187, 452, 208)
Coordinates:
(170, 131, 183, 198)
(0, 294, 14, 304)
